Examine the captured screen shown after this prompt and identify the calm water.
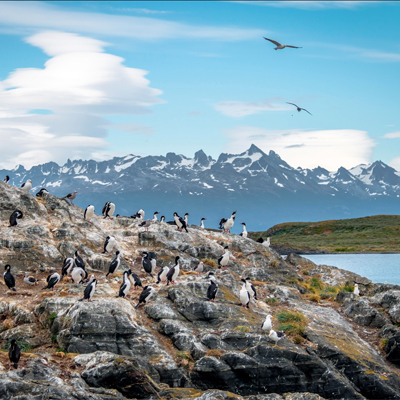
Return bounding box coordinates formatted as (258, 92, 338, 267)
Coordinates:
(300, 254, 400, 285)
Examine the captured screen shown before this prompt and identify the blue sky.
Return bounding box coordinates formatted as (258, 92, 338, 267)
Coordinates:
(0, 1, 399, 171)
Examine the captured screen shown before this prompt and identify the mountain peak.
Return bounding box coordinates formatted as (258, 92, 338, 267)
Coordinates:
(247, 144, 265, 156)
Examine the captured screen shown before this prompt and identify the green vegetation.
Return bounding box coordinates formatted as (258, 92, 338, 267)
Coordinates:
(233, 325, 251, 333)
(250, 215, 400, 253)
(276, 310, 308, 337)
(49, 312, 57, 323)
(265, 297, 279, 306)
(176, 351, 192, 361)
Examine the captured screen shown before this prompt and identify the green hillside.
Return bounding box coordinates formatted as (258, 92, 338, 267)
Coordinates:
(250, 215, 400, 253)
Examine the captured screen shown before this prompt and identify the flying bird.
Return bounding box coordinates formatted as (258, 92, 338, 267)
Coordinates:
(286, 102, 312, 115)
(263, 37, 302, 50)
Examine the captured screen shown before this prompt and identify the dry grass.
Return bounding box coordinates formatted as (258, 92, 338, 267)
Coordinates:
(205, 349, 224, 358)
(201, 258, 217, 268)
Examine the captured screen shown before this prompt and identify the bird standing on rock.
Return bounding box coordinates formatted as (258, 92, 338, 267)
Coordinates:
(135, 285, 156, 308)
(194, 261, 204, 276)
(24, 273, 38, 286)
(36, 188, 48, 197)
(152, 212, 159, 222)
(139, 219, 151, 232)
(60, 190, 77, 204)
(71, 267, 87, 284)
(9, 210, 23, 227)
(4, 175, 10, 184)
(206, 273, 219, 302)
(117, 270, 131, 298)
(128, 268, 143, 290)
(62, 257, 74, 280)
(262, 315, 274, 333)
(243, 277, 257, 301)
(218, 246, 230, 270)
(166, 256, 180, 285)
(8, 339, 21, 369)
(239, 283, 250, 310)
(74, 251, 85, 270)
(102, 202, 115, 219)
(106, 251, 121, 278)
(269, 329, 286, 346)
(84, 205, 95, 223)
(200, 218, 206, 229)
(4, 265, 16, 291)
(21, 179, 32, 192)
(103, 236, 116, 254)
(219, 211, 236, 233)
(79, 278, 97, 302)
(142, 251, 155, 278)
(240, 222, 248, 238)
(354, 283, 360, 296)
(173, 212, 188, 233)
(43, 272, 60, 290)
(156, 265, 170, 284)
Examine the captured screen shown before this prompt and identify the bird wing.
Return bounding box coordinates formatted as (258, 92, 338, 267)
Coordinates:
(263, 37, 281, 46)
(301, 108, 312, 115)
(219, 218, 227, 228)
(166, 267, 175, 280)
(139, 287, 151, 302)
(83, 283, 92, 298)
(286, 45, 302, 48)
(286, 102, 299, 108)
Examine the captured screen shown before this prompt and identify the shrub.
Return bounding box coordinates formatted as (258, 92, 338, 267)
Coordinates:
(176, 351, 192, 361)
(379, 338, 389, 351)
(276, 310, 308, 337)
(305, 293, 321, 303)
(302, 270, 309, 276)
(310, 276, 324, 291)
(233, 326, 251, 333)
(49, 312, 57, 323)
(269, 259, 280, 267)
(51, 334, 58, 343)
(265, 297, 279, 306)
(293, 335, 303, 344)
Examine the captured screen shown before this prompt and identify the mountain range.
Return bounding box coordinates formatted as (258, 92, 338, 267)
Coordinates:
(2, 144, 399, 231)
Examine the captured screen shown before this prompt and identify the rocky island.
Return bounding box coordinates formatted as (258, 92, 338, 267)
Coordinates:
(1, 180, 400, 400)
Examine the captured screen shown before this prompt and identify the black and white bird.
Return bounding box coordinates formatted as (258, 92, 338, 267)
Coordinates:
(142, 251, 156, 278)
(207, 275, 219, 302)
(166, 256, 180, 285)
(184, 213, 189, 226)
(128, 269, 143, 290)
(61, 257, 75, 280)
(200, 218, 206, 229)
(102, 202, 115, 219)
(160, 216, 166, 223)
(156, 265, 170, 284)
(61, 190, 77, 204)
(117, 270, 131, 298)
(242, 277, 257, 300)
(43, 272, 60, 290)
(219, 211, 236, 233)
(139, 219, 151, 232)
(106, 251, 121, 278)
(287, 102, 312, 116)
(263, 37, 302, 50)
(8, 339, 21, 369)
(173, 212, 188, 233)
(132, 209, 145, 220)
(71, 267, 87, 284)
(135, 285, 156, 308)
(9, 210, 23, 227)
(103, 236, 116, 254)
(21, 179, 32, 191)
(218, 246, 230, 270)
(239, 283, 251, 310)
(256, 237, 271, 247)
(24, 273, 38, 286)
(262, 315, 274, 333)
(4, 175, 10, 184)
(4, 265, 16, 291)
(74, 250, 85, 270)
(84, 205, 95, 223)
(269, 329, 286, 346)
(79, 278, 97, 302)
(240, 223, 248, 238)
(36, 188, 49, 197)
(152, 212, 159, 222)
(194, 261, 204, 276)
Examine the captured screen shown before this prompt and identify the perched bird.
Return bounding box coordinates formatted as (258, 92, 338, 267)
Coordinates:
(84, 205, 95, 223)
(240, 222, 248, 238)
(23, 273, 38, 286)
(8, 339, 21, 369)
(354, 283, 360, 296)
(166, 256, 180, 285)
(21, 179, 32, 192)
(152, 211, 159, 222)
(43, 272, 60, 290)
(205, 271, 217, 281)
(142, 251, 155, 278)
(106, 251, 121, 278)
(4, 175, 10, 184)
(61, 190, 77, 204)
(71, 267, 87, 284)
(269, 329, 286, 346)
(135, 285, 156, 308)
(139, 219, 151, 232)
(207, 276, 219, 302)
(262, 315, 274, 333)
(128, 269, 143, 290)
(61, 257, 74, 280)
(286, 102, 312, 116)
(160, 216, 166, 224)
(184, 213, 189, 226)
(4, 265, 16, 291)
(102, 202, 115, 219)
(219, 211, 236, 233)
(218, 246, 230, 270)
(239, 284, 250, 310)
(79, 278, 97, 302)
(194, 261, 204, 276)
(9, 210, 23, 227)
(36, 188, 48, 197)
(156, 265, 170, 284)
(263, 37, 302, 50)
(173, 212, 188, 233)
(200, 218, 206, 229)
(117, 270, 131, 298)
(148, 252, 157, 275)
(103, 236, 117, 254)
(243, 277, 257, 300)
(256, 237, 271, 247)
(74, 250, 85, 270)
(132, 209, 145, 220)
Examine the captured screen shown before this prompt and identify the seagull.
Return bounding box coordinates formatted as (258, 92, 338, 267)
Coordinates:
(269, 329, 286, 346)
(354, 283, 360, 296)
(24, 273, 38, 286)
(20, 179, 32, 192)
(263, 37, 302, 50)
(262, 315, 274, 333)
(194, 261, 204, 276)
(139, 219, 152, 232)
(286, 102, 312, 115)
(61, 190, 77, 204)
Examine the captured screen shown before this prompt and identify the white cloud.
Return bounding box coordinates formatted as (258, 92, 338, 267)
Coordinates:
(223, 126, 376, 170)
(214, 98, 290, 117)
(389, 157, 400, 171)
(0, 2, 266, 41)
(0, 31, 163, 169)
(232, 1, 378, 10)
(383, 131, 400, 139)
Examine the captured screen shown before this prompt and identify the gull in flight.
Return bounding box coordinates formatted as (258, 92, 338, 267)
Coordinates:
(286, 102, 312, 116)
(263, 37, 302, 50)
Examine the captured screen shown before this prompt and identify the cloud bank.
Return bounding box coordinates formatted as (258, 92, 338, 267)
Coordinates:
(214, 98, 290, 117)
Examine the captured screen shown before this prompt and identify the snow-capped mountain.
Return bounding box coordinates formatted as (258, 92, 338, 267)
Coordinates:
(1, 145, 399, 230)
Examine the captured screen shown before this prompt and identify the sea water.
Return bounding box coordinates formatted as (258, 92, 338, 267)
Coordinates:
(301, 254, 400, 285)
